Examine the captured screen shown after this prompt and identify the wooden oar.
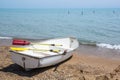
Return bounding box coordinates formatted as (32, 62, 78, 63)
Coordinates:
(10, 47, 60, 53)
(31, 43, 62, 46)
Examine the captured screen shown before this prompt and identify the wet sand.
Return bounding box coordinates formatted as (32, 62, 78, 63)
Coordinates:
(0, 46, 120, 80)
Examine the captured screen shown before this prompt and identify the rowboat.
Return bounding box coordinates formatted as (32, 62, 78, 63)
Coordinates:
(1, 37, 79, 71)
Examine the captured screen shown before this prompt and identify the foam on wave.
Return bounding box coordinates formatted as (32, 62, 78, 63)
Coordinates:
(96, 43, 120, 50)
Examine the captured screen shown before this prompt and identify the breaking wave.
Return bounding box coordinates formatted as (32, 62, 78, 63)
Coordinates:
(78, 39, 120, 50)
(96, 43, 120, 50)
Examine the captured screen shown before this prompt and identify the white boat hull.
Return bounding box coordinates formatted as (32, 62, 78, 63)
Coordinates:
(11, 50, 73, 70)
(10, 37, 79, 70)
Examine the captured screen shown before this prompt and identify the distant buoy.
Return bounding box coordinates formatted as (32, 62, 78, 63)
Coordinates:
(93, 10, 95, 14)
(113, 10, 115, 14)
(81, 11, 83, 15)
(68, 10, 70, 14)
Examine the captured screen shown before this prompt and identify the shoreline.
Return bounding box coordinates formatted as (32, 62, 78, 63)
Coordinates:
(0, 46, 120, 80)
(77, 44, 120, 60)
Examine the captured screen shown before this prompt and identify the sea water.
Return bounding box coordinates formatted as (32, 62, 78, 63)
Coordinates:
(0, 8, 120, 50)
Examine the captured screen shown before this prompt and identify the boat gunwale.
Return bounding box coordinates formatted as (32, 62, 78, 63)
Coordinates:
(9, 50, 70, 59)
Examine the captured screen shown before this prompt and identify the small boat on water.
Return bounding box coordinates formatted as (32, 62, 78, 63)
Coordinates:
(9, 37, 79, 71)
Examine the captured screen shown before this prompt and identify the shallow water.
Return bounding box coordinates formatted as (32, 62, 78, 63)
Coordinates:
(0, 8, 120, 50)
(77, 45, 120, 60)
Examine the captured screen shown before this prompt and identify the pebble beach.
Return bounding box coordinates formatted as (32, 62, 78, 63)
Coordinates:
(0, 47, 120, 80)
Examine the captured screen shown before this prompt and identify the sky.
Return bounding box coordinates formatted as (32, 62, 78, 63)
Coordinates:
(0, 0, 120, 8)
